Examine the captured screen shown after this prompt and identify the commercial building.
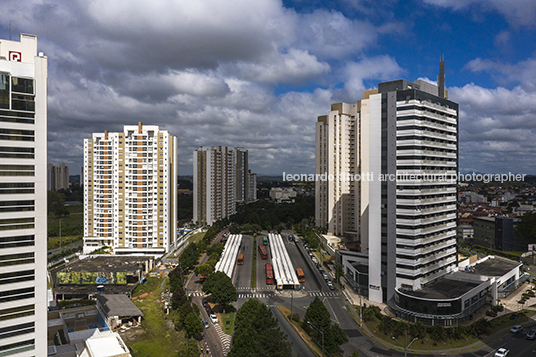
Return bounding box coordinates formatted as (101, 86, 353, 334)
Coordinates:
(270, 187, 297, 203)
(47, 163, 69, 191)
(0, 33, 48, 356)
(193, 146, 256, 226)
(323, 62, 458, 303)
(391, 255, 524, 326)
(473, 216, 516, 251)
(83, 123, 177, 255)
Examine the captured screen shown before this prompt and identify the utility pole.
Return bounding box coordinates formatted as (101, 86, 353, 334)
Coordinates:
(59, 219, 62, 249)
(307, 321, 324, 357)
(359, 294, 363, 327)
(290, 286, 294, 324)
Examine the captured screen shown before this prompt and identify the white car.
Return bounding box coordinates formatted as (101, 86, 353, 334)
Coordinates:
(494, 348, 509, 357)
(209, 314, 218, 324)
(510, 325, 522, 333)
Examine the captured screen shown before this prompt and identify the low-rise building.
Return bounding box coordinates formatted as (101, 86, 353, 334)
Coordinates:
(473, 217, 516, 251)
(270, 187, 297, 203)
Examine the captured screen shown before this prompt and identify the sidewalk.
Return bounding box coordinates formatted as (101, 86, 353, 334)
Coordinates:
(339, 277, 536, 355)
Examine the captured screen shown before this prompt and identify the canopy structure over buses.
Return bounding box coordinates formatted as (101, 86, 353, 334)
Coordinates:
(215, 234, 243, 278)
(269, 233, 300, 289)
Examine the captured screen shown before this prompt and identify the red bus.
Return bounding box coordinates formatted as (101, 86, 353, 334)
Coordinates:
(258, 245, 268, 260)
(265, 263, 274, 285)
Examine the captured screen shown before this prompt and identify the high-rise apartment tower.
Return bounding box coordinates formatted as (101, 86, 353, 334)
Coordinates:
(317, 64, 458, 303)
(83, 123, 177, 255)
(0, 34, 48, 356)
(194, 147, 257, 226)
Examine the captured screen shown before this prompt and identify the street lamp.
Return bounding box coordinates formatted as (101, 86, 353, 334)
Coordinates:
(306, 320, 324, 357)
(404, 330, 418, 357)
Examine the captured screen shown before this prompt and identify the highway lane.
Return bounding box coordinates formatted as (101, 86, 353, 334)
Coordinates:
(285, 236, 323, 292)
(272, 305, 315, 357)
(233, 235, 252, 288)
(256, 235, 273, 290)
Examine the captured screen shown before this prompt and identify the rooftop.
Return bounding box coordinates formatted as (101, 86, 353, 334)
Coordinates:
(400, 277, 482, 300)
(54, 255, 153, 274)
(470, 256, 522, 277)
(96, 294, 143, 317)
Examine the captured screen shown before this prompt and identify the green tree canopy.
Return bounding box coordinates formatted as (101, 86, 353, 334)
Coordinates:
(516, 212, 536, 245)
(183, 311, 203, 337)
(228, 299, 292, 357)
(303, 297, 348, 354)
(194, 263, 214, 276)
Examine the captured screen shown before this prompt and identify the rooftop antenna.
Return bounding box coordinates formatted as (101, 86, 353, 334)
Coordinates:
(438, 54, 445, 98)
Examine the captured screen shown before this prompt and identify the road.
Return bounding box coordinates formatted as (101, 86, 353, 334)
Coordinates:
(196, 230, 530, 357)
(185, 229, 228, 357)
(233, 235, 252, 289)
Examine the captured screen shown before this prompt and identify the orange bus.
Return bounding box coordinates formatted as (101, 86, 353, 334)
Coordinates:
(237, 253, 244, 265)
(296, 268, 305, 283)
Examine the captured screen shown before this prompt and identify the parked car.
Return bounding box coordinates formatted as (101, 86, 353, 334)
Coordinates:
(494, 348, 509, 357)
(207, 308, 214, 315)
(327, 282, 335, 290)
(203, 320, 209, 329)
(510, 325, 523, 334)
(202, 299, 208, 307)
(210, 314, 218, 324)
(527, 329, 536, 340)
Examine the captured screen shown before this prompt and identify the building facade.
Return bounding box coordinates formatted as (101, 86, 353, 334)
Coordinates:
(320, 63, 458, 303)
(83, 123, 177, 255)
(194, 146, 236, 226)
(473, 216, 515, 251)
(0, 34, 48, 356)
(194, 147, 256, 226)
(47, 163, 69, 191)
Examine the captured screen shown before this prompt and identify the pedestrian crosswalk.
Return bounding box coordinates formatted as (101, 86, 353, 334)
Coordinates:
(238, 292, 275, 299)
(188, 291, 204, 297)
(236, 286, 276, 290)
(308, 291, 338, 297)
(213, 322, 232, 356)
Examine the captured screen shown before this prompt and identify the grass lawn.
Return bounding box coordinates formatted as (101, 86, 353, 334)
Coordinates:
(129, 299, 187, 357)
(127, 274, 187, 357)
(357, 309, 534, 352)
(189, 232, 205, 244)
(486, 310, 532, 334)
(132, 276, 164, 298)
(220, 312, 235, 335)
(278, 306, 322, 357)
(48, 206, 84, 250)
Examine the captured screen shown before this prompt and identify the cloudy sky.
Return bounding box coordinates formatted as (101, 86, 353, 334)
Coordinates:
(1, 0, 536, 175)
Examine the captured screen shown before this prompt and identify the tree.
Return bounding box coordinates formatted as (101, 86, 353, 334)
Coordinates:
(229, 299, 292, 357)
(47, 190, 69, 217)
(202, 271, 228, 295)
(409, 321, 426, 340)
(516, 212, 536, 245)
(183, 311, 203, 337)
(202, 271, 237, 311)
(194, 263, 213, 276)
(335, 264, 344, 287)
(211, 275, 237, 312)
(177, 338, 199, 357)
(303, 297, 347, 354)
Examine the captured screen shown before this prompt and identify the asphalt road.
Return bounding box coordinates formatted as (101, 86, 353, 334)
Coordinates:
(233, 235, 252, 288)
(256, 235, 273, 290)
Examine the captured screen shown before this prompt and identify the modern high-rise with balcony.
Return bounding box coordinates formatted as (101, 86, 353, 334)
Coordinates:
(317, 63, 458, 303)
(83, 123, 177, 255)
(194, 146, 237, 226)
(0, 34, 47, 357)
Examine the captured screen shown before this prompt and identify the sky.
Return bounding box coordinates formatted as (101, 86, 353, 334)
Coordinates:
(1, 0, 536, 176)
